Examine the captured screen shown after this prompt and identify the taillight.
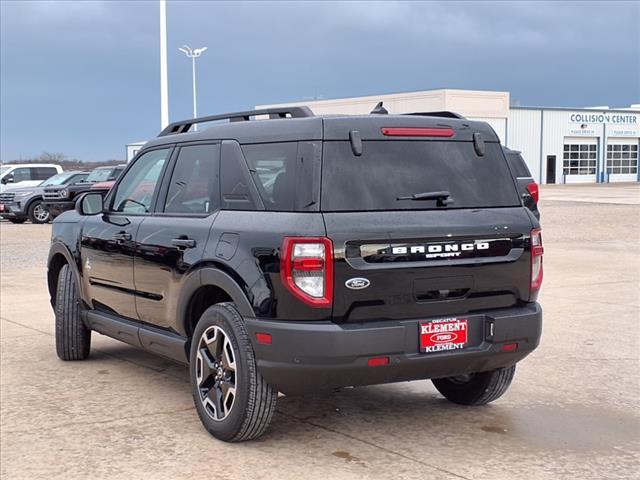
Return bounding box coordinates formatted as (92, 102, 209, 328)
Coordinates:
(530, 228, 544, 292)
(527, 182, 539, 203)
(280, 237, 333, 307)
(381, 127, 455, 137)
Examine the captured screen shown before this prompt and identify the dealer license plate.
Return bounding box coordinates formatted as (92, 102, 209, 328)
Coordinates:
(0, 204, 4, 212)
(420, 318, 468, 353)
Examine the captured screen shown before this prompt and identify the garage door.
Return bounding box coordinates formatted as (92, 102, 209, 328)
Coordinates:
(563, 137, 598, 184)
(606, 138, 638, 183)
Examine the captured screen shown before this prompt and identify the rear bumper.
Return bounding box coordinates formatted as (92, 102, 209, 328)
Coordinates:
(245, 303, 542, 395)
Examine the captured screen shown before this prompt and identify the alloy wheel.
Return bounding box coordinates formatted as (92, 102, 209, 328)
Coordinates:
(33, 204, 49, 222)
(195, 325, 237, 421)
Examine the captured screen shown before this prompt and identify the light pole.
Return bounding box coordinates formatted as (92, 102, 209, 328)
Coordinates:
(179, 45, 207, 130)
(159, 0, 169, 129)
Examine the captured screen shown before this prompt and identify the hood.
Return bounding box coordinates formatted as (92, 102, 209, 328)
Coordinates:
(1, 184, 44, 194)
(90, 180, 115, 190)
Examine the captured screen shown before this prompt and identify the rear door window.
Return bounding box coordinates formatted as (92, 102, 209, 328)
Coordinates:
(321, 141, 520, 211)
(164, 144, 219, 214)
(32, 167, 58, 180)
(220, 141, 259, 211)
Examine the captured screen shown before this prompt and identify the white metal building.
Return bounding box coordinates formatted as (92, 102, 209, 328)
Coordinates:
(258, 89, 639, 184)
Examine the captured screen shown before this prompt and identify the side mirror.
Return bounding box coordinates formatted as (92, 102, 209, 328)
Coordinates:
(76, 192, 105, 216)
(2, 174, 14, 184)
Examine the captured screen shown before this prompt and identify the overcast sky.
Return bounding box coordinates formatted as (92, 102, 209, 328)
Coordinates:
(1, 1, 639, 161)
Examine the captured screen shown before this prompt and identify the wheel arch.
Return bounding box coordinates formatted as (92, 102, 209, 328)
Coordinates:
(177, 266, 255, 338)
(47, 242, 83, 308)
(24, 195, 43, 212)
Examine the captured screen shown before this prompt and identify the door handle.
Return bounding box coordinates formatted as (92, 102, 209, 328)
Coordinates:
(171, 237, 196, 249)
(113, 232, 132, 242)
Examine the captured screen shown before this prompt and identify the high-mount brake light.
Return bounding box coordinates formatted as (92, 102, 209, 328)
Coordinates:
(527, 182, 540, 203)
(530, 228, 544, 292)
(381, 127, 455, 137)
(280, 237, 333, 307)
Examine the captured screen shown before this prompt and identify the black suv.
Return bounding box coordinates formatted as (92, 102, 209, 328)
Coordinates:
(43, 165, 125, 219)
(47, 106, 543, 442)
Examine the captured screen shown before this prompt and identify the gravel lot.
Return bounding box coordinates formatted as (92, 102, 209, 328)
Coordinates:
(1, 183, 639, 480)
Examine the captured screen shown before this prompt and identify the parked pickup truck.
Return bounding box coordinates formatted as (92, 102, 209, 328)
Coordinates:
(43, 165, 125, 219)
(0, 164, 63, 192)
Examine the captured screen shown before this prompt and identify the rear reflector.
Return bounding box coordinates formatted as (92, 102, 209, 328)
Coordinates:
(367, 356, 390, 367)
(527, 182, 539, 203)
(530, 228, 544, 292)
(381, 127, 455, 138)
(255, 333, 272, 345)
(501, 343, 518, 352)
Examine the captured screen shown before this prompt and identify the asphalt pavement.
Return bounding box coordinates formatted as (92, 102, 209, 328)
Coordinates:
(1, 183, 639, 480)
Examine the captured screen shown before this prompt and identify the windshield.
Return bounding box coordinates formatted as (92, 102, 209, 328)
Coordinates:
(321, 141, 521, 211)
(86, 168, 113, 183)
(0, 166, 11, 176)
(41, 172, 77, 187)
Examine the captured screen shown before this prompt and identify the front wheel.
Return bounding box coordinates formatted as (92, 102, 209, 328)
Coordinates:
(28, 200, 50, 224)
(432, 365, 516, 406)
(190, 303, 277, 442)
(55, 264, 91, 360)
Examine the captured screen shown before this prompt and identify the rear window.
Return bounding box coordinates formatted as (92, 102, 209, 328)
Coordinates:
(321, 141, 520, 211)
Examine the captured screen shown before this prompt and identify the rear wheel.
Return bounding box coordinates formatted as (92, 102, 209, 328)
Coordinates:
(55, 264, 91, 360)
(190, 303, 277, 442)
(28, 200, 50, 224)
(432, 365, 516, 405)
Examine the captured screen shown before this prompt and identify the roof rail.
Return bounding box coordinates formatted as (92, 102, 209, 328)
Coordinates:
(403, 111, 466, 120)
(158, 106, 315, 137)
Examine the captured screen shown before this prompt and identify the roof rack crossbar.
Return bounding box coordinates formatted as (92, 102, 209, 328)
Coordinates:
(158, 106, 314, 137)
(402, 111, 466, 119)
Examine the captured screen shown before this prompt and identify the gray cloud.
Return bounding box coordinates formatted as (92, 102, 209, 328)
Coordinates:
(1, 0, 638, 160)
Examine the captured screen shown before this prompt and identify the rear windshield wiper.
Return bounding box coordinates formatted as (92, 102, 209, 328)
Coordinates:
(396, 190, 454, 206)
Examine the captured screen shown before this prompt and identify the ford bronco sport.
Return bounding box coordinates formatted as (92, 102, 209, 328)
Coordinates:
(47, 106, 543, 442)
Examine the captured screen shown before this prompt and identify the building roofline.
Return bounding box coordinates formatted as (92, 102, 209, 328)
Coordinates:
(511, 105, 640, 114)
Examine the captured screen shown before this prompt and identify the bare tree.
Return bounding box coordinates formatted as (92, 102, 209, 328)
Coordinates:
(38, 152, 67, 163)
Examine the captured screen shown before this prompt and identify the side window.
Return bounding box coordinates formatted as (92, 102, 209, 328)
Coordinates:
(220, 141, 258, 210)
(33, 167, 58, 180)
(112, 149, 170, 213)
(164, 144, 219, 214)
(12, 168, 32, 182)
(507, 154, 531, 178)
(241, 142, 298, 210)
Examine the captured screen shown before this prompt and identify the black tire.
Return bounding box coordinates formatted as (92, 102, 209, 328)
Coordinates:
(7, 218, 27, 224)
(190, 302, 277, 442)
(432, 365, 516, 406)
(27, 199, 50, 224)
(55, 264, 91, 360)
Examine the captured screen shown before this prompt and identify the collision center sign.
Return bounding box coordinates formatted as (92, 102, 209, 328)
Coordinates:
(568, 112, 639, 137)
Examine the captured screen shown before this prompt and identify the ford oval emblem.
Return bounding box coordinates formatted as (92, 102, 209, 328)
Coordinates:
(345, 277, 370, 290)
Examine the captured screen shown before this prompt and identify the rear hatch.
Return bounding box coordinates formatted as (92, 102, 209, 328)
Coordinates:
(321, 116, 536, 322)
